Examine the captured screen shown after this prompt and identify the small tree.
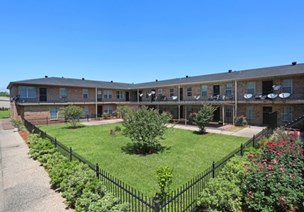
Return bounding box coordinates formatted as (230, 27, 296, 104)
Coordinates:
(156, 166, 174, 201)
(117, 105, 133, 120)
(63, 105, 83, 128)
(122, 106, 171, 154)
(192, 104, 216, 134)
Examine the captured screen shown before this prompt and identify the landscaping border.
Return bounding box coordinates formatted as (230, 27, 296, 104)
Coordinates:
(23, 119, 271, 212)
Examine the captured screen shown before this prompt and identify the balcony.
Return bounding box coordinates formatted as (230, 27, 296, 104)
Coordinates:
(238, 93, 304, 104)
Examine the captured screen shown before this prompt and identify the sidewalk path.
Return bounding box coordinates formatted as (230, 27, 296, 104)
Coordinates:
(0, 119, 71, 212)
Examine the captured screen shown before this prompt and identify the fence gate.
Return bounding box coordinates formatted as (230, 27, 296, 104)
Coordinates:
(268, 111, 277, 130)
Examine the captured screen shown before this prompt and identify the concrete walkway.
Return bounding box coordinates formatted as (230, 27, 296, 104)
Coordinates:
(0, 119, 71, 212)
(169, 124, 265, 138)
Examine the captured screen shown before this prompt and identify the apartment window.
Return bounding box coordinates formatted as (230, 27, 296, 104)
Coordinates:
(158, 89, 163, 96)
(281, 79, 292, 93)
(187, 87, 192, 96)
(225, 108, 232, 118)
(49, 107, 58, 120)
(103, 90, 112, 99)
(103, 106, 113, 114)
(246, 106, 255, 120)
(246, 82, 256, 94)
(116, 91, 124, 99)
(83, 106, 89, 117)
(281, 106, 292, 122)
(201, 85, 208, 97)
(19, 86, 36, 98)
(59, 88, 67, 98)
(82, 89, 89, 99)
(225, 83, 233, 96)
(169, 88, 174, 97)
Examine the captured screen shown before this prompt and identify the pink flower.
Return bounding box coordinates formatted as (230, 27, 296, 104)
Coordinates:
(262, 159, 267, 164)
(247, 153, 253, 158)
(266, 165, 273, 170)
(279, 167, 284, 173)
(265, 173, 272, 177)
(271, 158, 278, 164)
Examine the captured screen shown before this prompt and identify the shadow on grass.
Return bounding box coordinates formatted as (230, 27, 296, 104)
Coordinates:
(63, 125, 86, 130)
(193, 131, 208, 135)
(121, 143, 171, 155)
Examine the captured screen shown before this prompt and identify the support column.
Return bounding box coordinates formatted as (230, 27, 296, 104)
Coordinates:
(137, 89, 139, 104)
(222, 105, 225, 126)
(234, 80, 238, 119)
(232, 106, 235, 125)
(95, 87, 98, 119)
(184, 105, 187, 125)
(178, 105, 180, 120)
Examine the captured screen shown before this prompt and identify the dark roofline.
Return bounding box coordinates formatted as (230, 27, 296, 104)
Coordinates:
(7, 63, 304, 90)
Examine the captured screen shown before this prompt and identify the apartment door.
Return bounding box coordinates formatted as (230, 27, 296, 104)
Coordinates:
(125, 92, 129, 101)
(39, 88, 47, 102)
(213, 85, 220, 96)
(213, 107, 220, 122)
(263, 107, 272, 125)
(179, 88, 183, 101)
(180, 106, 184, 118)
(97, 106, 103, 117)
(262, 81, 273, 95)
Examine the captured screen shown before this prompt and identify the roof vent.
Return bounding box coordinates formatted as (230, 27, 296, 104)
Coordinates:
(111, 80, 113, 83)
(45, 75, 48, 78)
(186, 75, 189, 78)
(292, 61, 297, 65)
(82, 78, 85, 80)
(228, 70, 232, 73)
(155, 79, 158, 82)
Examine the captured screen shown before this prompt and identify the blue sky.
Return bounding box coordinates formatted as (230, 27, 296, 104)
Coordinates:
(1, 0, 304, 92)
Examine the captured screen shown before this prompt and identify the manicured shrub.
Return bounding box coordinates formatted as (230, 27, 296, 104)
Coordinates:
(197, 177, 242, 211)
(63, 105, 83, 128)
(234, 115, 247, 126)
(28, 134, 56, 160)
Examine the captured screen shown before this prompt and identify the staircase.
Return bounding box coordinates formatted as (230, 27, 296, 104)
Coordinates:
(283, 114, 304, 131)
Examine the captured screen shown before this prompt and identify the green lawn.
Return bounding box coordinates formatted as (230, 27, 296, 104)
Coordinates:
(0, 110, 10, 119)
(40, 123, 248, 196)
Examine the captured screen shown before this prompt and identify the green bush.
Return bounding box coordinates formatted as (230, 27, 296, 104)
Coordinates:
(156, 166, 174, 201)
(197, 177, 242, 212)
(234, 116, 247, 126)
(192, 104, 216, 133)
(12, 119, 23, 129)
(115, 126, 122, 132)
(28, 134, 56, 160)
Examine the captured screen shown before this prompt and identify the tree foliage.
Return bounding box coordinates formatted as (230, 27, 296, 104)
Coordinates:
(156, 166, 174, 201)
(117, 105, 134, 119)
(192, 104, 216, 133)
(63, 105, 83, 128)
(122, 106, 171, 154)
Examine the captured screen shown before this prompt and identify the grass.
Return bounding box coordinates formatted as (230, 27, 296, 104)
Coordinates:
(0, 110, 10, 119)
(40, 123, 248, 196)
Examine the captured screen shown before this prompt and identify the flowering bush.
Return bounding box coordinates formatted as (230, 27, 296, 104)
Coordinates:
(242, 129, 304, 211)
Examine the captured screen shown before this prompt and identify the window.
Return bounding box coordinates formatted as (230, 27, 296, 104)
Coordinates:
(225, 83, 233, 96)
(59, 88, 67, 98)
(83, 89, 89, 99)
(282, 79, 292, 93)
(225, 108, 232, 118)
(246, 106, 255, 120)
(49, 107, 58, 120)
(83, 106, 89, 117)
(158, 89, 163, 96)
(169, 88, 174, 97)
(246, 82, 256, 94)
(103, 106, 113, 114)
(187, 87, 192, 96)
(116, 91, 124, 99)
(18, 86, 36, 98)
(281, 106, 292, 122)
(103, 90, 112, 99)
(201, 85, 208, 97)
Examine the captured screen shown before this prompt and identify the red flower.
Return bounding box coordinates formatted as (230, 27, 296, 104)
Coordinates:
(267, 141, 275, 147)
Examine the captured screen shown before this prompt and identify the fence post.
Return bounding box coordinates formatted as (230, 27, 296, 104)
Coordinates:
(252, 135, 255, 148)
(153, 195, 161, 212)
(69, 147, 72, 161)
(240, 144, 244, 156)
(96, 163, 99, 178)
(212, 161, 215, 178)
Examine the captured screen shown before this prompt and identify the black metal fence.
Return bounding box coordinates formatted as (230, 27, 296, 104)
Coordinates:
(23, 119, 271, 212)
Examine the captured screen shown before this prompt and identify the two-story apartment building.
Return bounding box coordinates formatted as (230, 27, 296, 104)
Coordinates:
(7, 62, 304, 126)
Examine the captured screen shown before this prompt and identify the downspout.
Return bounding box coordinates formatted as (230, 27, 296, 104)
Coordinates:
(178, 84, 181, 120)
(137, 89, 139, 104)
